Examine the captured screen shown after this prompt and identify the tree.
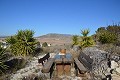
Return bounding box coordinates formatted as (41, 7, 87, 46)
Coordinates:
(80, 29, 95, 48)
(72, 35, 79, 45)
(6, 30, 37, 56)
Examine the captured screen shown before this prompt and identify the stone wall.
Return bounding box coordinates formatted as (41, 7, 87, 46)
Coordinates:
(82, 47, 120, 80)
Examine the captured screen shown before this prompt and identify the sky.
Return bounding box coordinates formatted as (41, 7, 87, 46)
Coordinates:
(0, 0, 120, 37)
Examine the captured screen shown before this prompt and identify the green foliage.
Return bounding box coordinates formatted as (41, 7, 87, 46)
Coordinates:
(81, 29, 90, 37)
(72, 29, 95, 48)
(0, 44, 8, 74)
(6, 30, 37, 56)
(72, 35, 79, 45)
(98, 31, 117, 44)
(97, 27, 106, 32)
(107, 25, 120, 34)
(80, 36, 95, 48)
(80, 29, 95, 48)
(42, 42, 48, 47)
(96, 25, 119, 45)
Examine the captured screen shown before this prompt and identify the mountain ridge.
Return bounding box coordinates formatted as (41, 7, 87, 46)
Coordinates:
(36, 33, 72, 45)
(0, 33, 73, 45)
(37, 33, 73, 38)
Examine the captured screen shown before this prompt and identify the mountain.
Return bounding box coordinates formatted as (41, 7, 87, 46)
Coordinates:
(0, 33, 73, 45)
(0, 36, 8, 38)
(36, 33, 73, 45)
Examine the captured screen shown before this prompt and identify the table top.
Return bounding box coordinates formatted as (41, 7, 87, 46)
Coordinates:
(54, 53, 73, 63)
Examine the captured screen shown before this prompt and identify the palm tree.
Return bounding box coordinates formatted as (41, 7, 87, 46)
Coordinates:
(72, 35, 79, 45)
(80, 29, 94, 48)
(6, 30, 37, 56)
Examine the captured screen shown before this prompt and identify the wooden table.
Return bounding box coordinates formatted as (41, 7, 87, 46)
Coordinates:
(54, 53, 73, 76)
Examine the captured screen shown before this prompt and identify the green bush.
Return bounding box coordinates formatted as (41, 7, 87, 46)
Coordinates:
(72, 35, 79, 46)
(6, 30, 37, 56)
(96, 25, 120, 45)
(98, 31, 117, 44)
(79, 29, 95, 48)
(42, 42, 48, 47)
(0, 44, 8, 74)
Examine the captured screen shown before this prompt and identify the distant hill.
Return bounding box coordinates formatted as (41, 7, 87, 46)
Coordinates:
(0, 36, 8, 42)
(0, 33, 73, 45)
(38, 33, 72, 38)
(0, 36, 8, 38)
(36, 33, 73, 45)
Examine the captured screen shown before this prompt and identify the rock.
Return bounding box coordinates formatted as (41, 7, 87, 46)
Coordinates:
(116, 67, 120, 74)
(111, 74, 120, 80)
(4, 57, 26, 71)
(72, 45, 80, 51)
(110, 54, 120, 62)
(10, 53, 58, 80)
(111, 60, 119, 69)
(117, 61, 120, 65)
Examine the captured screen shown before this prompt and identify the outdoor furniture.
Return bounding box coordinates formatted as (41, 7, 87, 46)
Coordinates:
(54, 53, 73, 76)
(41, 58, 55, 78)
(38, 53, 50, 66)
(74, 52, 93, 76)
(39, 53, 55, 78)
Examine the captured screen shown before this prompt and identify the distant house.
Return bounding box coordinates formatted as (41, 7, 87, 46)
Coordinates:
(48, 44, 51, 47)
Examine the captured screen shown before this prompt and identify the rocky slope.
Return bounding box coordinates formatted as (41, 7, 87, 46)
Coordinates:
(9, 47, 120, 80)
(82, 47, 120, 80)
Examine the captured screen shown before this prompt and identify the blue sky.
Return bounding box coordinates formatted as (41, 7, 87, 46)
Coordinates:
(0, 0, 120, 37)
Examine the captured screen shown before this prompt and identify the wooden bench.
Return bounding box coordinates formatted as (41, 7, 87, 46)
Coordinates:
(38, 53, 50, 66)
(74, 52, 93, 76)
(41, 58, 55, 78)
(38, 53, 55, 78)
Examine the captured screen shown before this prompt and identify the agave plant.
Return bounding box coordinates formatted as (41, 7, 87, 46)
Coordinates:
(72, 35, 79, 45)
(6, 30, 37, 56)
(0, 43, 8, 74)
(81, 29, 90, 37)
(80, 29, 95, 48)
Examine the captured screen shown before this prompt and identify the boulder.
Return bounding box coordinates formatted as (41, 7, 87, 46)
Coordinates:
(4, 57, 26, 70)
(72, 45, 80, 51)
(111, 60, 119, 69)
(116, 67, 120, 74)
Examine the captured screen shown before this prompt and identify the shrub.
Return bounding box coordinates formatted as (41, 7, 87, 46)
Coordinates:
(96, 25, 120, 45)
(0, 44, 8, 74)
(42, 42, 48, 47)
(72, 35, 79, 46)
(98, 31, 117, 44)
(6, 30, 37, 56)
(79, 29, 95, 48)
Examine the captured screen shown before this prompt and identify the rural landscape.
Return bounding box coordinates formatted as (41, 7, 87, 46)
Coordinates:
(0, 0, 120, 80)
(0, 25, 120, 80)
